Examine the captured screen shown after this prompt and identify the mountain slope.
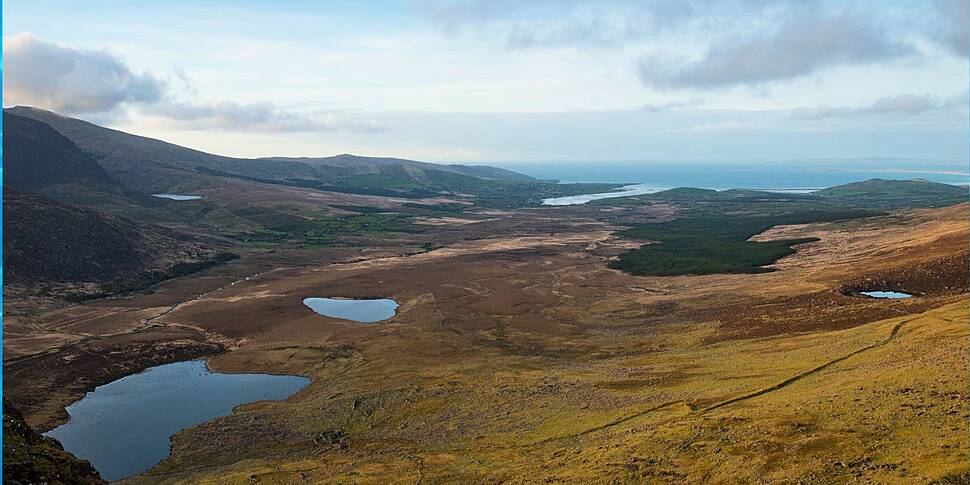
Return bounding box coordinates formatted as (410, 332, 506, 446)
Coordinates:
(5, 106, 537, 198)
(262, 154, 535, 183)
(2, 112, 154, 209)
(3, 190, 236, 308)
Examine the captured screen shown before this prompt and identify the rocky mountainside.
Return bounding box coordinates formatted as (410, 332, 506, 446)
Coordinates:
(3, 400, 107, 485)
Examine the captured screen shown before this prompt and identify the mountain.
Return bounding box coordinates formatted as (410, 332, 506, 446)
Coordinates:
(262, 154, 534, 182)
(5, 106, 537, 198)
(3, 190, 236, 307)
(2, 111, 154, 209)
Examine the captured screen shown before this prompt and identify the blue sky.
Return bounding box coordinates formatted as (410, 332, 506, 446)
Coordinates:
(3, 0, 968, 163)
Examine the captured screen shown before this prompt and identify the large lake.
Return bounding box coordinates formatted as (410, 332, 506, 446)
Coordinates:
(44, 360, 308, 481)
(303, 297, 399, 323)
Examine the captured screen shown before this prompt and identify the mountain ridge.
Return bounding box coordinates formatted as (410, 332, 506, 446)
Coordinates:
(5, 106, 537, 196)
(2, 111, 158, 210)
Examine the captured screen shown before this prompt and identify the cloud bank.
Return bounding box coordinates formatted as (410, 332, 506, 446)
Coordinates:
(792, 92, 969, 120)
(152, 101, 385, 133)
(2, 34, 383, 133)
(3, 33, 164, 114)
(414, 0, 966, 91)
(936, 0, 969, 58)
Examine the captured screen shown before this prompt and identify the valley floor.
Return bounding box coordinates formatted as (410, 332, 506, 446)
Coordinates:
(4, 202, 968, 484)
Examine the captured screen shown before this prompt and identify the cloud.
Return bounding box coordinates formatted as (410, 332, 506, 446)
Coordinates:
(935, 0, 969, 58)
(3, 33, 165, 114)
(414, 2, 929, 87)
(640, 97, 704, 112)
(791, 93, 968, 120)
(3, 34, 385, 133)
(638, 14, 916, 89)
(149, 100, 386, 133)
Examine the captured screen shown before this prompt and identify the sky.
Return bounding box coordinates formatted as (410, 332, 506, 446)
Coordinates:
(3, 0, 968, 163)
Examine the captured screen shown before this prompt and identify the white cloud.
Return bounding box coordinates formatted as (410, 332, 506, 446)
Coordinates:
(3, 34, 386, 133)
(3, 33, 164, 114)
(148, 100, 385, 133)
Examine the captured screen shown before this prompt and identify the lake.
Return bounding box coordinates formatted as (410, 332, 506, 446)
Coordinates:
(303, 297, 399, 323)
(44, 360, 309, 481)
(860, 291, 913, 299)
(152, 194, 202, 200)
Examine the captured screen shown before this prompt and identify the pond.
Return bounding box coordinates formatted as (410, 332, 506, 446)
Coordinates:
(151, 193, 202, 200)
(44, 360, 308, 481)
(860, 291, 913, 299)
(303, 297, 399, 323)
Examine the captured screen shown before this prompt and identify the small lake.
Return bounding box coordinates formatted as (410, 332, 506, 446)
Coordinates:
(152, 193, 202, 200)
(44, 360, 308, 481)
(303, 297, 399, 323)
(860, 291, 913, 299)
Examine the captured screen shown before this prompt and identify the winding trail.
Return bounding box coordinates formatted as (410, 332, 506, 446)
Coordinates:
(142, 270, 271, 327)
(701, 318, 909, 413)
(541, 315, 915, 443)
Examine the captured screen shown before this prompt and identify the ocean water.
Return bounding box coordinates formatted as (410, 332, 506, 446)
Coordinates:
(494, 160, 969, 190)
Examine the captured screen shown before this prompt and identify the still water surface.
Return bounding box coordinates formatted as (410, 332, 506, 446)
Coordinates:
(303, 297, 399, 322)
(860, 291, 913, 299)
(541, 185, 664, 205)
(45, 360, 308, 481)
(151, 193, 202, 200)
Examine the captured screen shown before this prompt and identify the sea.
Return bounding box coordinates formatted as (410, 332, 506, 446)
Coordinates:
(492, 159, 969, 191)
